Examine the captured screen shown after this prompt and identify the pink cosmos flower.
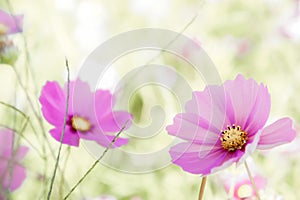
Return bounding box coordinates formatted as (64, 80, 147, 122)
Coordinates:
(167, 75, 296, 175)
(0, 9, 23, 35)
(39, 79, 132, 147)
(224, 175, 267, 200)
(0, 129, 28, 198)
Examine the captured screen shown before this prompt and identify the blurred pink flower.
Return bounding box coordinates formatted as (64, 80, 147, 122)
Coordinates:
(0, 9, 23, 65)
(235, 39, 251, 57)
(39, 79, 132, 147)
(167, 75, 296, 175)
(279, 15, 300, 40)
(279, 0, 300, 40)
(0, 9, 23, 35)
(0, 129, 28, 198)
(182, 37, 201, 58)
(224, 175, 267, 200)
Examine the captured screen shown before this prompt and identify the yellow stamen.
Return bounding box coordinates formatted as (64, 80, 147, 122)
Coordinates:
(71, 115, 92, 132)
(220, 125, 248, 151)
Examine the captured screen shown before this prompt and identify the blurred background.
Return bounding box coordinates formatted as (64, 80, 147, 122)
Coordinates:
(0, 0, 300, 199)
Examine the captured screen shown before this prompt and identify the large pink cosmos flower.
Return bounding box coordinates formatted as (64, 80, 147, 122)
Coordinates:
(0, 9, 23, 35)
(167, 75, 296, 175)
(39, 79, 132, 147)
(0, 129, 28, 198)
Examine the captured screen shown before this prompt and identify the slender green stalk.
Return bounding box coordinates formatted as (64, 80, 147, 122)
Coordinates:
(47, 60, 70, 200)
(63, 120, 129, 200)
(59, 147, 71, 199)
(198, 176, 207, 200)
(244, 160, 261, 200)
(146, 13, 199, 65)
(0, 102, 43, 158)
(0, 101, 27, 118)
(5, 0, 39, 95)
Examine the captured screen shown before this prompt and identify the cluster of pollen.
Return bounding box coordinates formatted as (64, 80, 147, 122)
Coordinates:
(220, 125, 248, 151)
(71, 115, 92, 132)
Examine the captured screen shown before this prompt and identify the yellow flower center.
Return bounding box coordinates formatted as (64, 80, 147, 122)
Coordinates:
(220, 125, 248, 151)
(71, 115, 92, 132)
(0, 24, 8, 36)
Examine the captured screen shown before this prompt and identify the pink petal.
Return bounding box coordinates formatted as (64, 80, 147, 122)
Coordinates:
(0, 9, 23, 34)
(210, 155, 240, 174)
(0, 160, 26, 192)
(49, 126, 80, 147)
(5, 163, 26, 191)
(68, 79, 94, 116)
(14, 146, 29, 161)
(237, 131, 261, 165)
(94, 90, 115, 118)
(169, 133, 259, 175)
(224, 75, 270, 135)
(170, 142, 231, 175)
(243, 84, 270, 136)
(39, 81, 66, 126)
(0, 129, 13, 157)
(166, 113, 219, 144)
(80, 130, 128, 148)
(185, 86, 230, 130)
(98, 111, 133, 132)
(253, 176, 268, 190)
(257, 118, 296, 150)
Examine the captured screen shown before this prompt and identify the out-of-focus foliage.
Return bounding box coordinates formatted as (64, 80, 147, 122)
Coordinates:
(0, 0, 299, 199)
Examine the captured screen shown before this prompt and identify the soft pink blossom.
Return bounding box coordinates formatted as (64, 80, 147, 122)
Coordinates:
(39, 79, 132, 147)
(235, 39, 251, 57)
(182, 37, 201, 58)
(0, 9, 23, 35)
(0, 129, 28, 198)
(167, 75, 296, 175)
(223, 174, 267, 200)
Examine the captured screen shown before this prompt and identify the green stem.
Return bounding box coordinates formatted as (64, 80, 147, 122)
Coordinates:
(0, 102, 43, 158)
(63, 120, 129, 200)
(47, 60, 70, 200)
(244, 160, 261, 200)
(198, 176, 207, 200)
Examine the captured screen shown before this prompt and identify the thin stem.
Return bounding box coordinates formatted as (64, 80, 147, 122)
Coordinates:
(63, 120, 129, 200)
(47, 59, 70, 200)
(244, 161, 261, 200)
(198, 176, 207, 200)
(0, 101, 27, 118)
(5, 0, 39, 95)
(145, 12, 199, 66)
(0, 102, 43, 158)
(59, 147, 71, 199)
